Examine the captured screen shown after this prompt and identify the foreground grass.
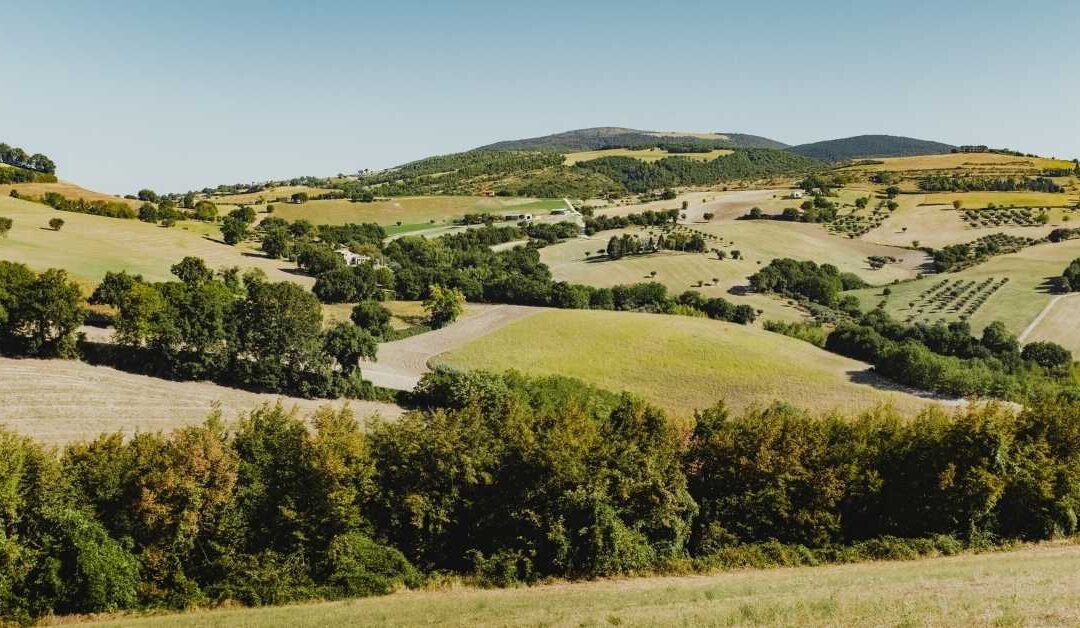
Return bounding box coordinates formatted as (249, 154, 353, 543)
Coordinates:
(435, 309, 940, 415)
(88, 542, 1080, 627)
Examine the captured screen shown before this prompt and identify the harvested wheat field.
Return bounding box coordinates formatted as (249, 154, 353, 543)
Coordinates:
(0, 357, 402, 445)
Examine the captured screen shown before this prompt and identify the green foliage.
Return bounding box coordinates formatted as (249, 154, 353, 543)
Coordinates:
(0, 216, 10, 237)
(919, 175, 1064, 193)
(787, 135, 954, 162)
(351, 300, 392, 338)
(749, 258, 868, 308)
(0, 142, 56, 174)
(423, 284, 465, 328)
(0, 262, 84, 358)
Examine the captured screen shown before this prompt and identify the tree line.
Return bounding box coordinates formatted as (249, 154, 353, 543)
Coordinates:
(918, 175, 1065, 193)
(5, 367, 1080, 622)
(0, 141, 56, 174)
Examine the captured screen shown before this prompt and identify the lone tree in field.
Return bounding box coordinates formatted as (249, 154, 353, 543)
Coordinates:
(0, 216, 11, 237)
(48, 217, 64, 231)
(291, 192, 309, 204)
(424, 284, 465, 329)
(953, 199, 962, 210)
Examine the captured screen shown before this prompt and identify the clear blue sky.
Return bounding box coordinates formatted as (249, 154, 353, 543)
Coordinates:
(5, 0, 1078, 194)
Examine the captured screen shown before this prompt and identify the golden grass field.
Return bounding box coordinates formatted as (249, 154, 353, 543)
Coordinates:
(208, 185, 330, 205)
(1020, 294, 1080, 355)
(0, 195, 309, 287)
(851, 237, 1080, 335)
(842, 152, 1076, 173)
(87, 541, 1080, 627)
(268, 196, 565, 227)
(0, 180, 143, 208)
(923, 191, 1078, 209)
(435, 309, 942, 416)
(0, 357, 402, 445)
(563, 147, 733, 165)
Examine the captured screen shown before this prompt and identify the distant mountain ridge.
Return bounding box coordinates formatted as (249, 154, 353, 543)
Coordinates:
(477, 127, 790, 152)
(787, 134, 955, 163)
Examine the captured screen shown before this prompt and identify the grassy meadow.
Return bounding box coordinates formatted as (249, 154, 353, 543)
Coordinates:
(0, 194, 308, 287)
(923, 191, 1078, 209)
(435, 309, 940, 416)
(842, 152, 1076, 174)
(563, 147, 733, 165)
(269, 196, 565, 227)
(88, 542, 1080, 627)
(850, 237, 1080, 334)
(0, 180, 143, 207)
(1021, 294, 1080, 355)
(540, 220, 924, 322)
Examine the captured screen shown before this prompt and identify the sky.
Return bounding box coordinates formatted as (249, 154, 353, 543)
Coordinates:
(4, 0, 1079, 194)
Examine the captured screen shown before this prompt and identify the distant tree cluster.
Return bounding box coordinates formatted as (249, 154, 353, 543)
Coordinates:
(0, 262, 84, 358)
(0, 141, 56, 173)
(749, 258, 868, 310)
(605, 231, 705, 259)
(583, 208, 679, 235)
(918, 175, 1064, 193)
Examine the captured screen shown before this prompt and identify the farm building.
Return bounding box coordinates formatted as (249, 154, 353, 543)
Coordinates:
(503, 212, 534, 222)
(336, 248, 371, 266)
(787, 191, 803, 199)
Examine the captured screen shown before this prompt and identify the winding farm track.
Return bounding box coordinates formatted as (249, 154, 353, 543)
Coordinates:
(1018, 293, 1080, 343)
(363, 304, 542, 389)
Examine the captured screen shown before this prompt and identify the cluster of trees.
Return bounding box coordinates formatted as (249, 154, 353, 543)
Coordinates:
(583, 208, 679, 235)
(7, 368, 1080, 621)
(25, 191, 137, 219)
(523, 221, 580, 244)
(0, 165, 57, 184)
(0, 216, 11, 237)
(605, 231, 705, 259)
(574, 149, 822, 194)
(0, 262, 83, 358)
(825, 310, 1074, 400)
(221, 206, 257, 244)
(918, 175, 1065, 193)
(749, 258, 868, 310)
(0, 142, 56, 173)
(85, 258, 385, 399)
(355, 150, 567, 196)
(1054, 257, 1080, 293)
(930, 234, 1036, 273)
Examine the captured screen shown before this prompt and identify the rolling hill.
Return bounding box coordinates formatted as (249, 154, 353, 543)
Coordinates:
(788, 134, 955, 162)
(477, 126, 789, 152)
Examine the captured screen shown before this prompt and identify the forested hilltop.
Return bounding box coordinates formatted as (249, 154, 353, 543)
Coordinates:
(476, 126, 790, 151)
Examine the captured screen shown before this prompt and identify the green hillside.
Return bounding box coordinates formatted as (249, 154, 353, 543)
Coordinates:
(788, 134, 955, 162)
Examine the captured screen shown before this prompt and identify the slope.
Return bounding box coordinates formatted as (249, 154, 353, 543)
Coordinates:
(788, 134, 955, 162)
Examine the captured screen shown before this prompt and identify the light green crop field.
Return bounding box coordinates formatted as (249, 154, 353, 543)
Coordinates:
(541, 221, 925, 322)
(435, 309, 939, 416)
(563, 147, 733, 165)
(269, 196, 565, 226)
(1021, 294, 1080, 355)
(842, 152, 1076, 173)
(0, 195, 310, 287)
(850, 238, 1080, 335)
(89, 542, 1080, 627)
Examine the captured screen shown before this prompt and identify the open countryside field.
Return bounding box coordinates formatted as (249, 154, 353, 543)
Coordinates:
(541, 221, 925, 322)
(1020, 293, 1080, 355)
(208, 185, 332, 205)
(0, 180, 143, 208)
(563, 147, 733, 165)
(92, 541, 1080, 627)
(0, 195, 309, 287)
(270, 195, 565, 227)
(435, 309, 943, 416)
(923, 190, 1079, 209)
(842, 152, 1076, 174)
(850, 238, 1080, 334)
(0, 357, 402, 445)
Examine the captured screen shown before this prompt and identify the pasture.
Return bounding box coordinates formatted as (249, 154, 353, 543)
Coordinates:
(91, 540, 1080, 627)
(850, 237, 1080, 335)
(1020, 294, 1080, 355)
(563, 147, 732, 165)
(842, 152, 1076, 174)
(923, 191, 1078, 209)
(435, 309, 941, 416)
(540, 220, 924, 321)
(0, 194, 308, 287)
(0, 357, 401, 445)
(207, 185, 331, 205)
(269, 195, 565, 227)
(0, 180, 143, 208)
